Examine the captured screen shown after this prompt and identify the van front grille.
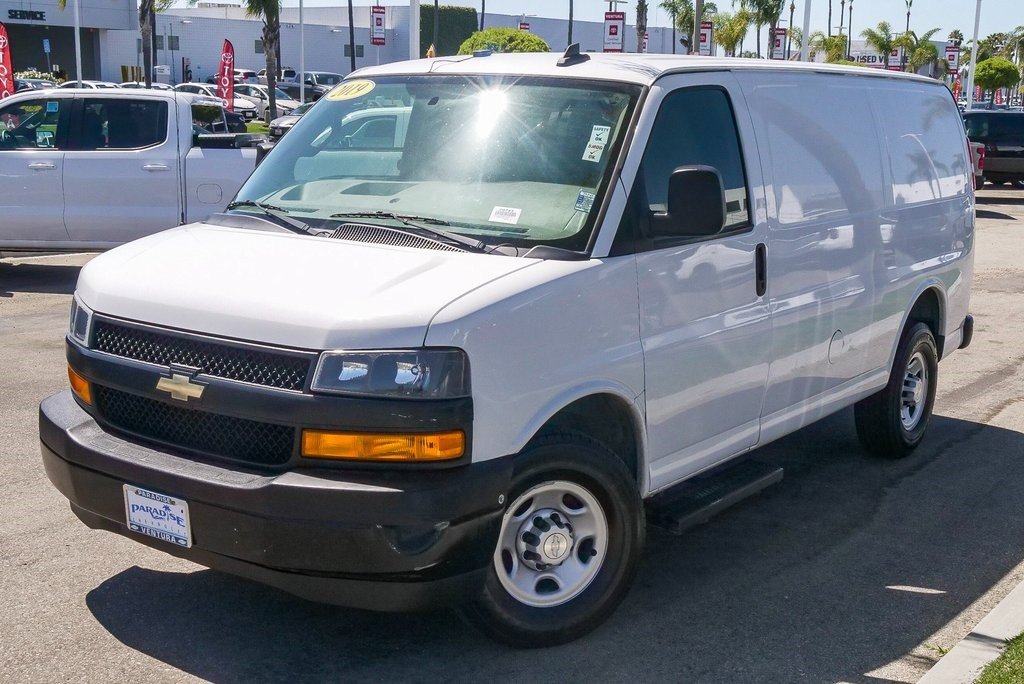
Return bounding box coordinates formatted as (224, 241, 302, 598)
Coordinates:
(93, 386, 295, 467)
(91, 318, 313, 392)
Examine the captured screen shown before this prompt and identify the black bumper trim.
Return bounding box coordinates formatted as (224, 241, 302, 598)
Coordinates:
(960, 314, 974, 350)
(40, 391, 511, 611)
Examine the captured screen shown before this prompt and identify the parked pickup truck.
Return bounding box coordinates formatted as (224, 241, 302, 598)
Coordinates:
(0, 89, 262, 252)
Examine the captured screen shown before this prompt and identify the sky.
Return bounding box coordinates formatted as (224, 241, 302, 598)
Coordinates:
(291, 1, 1022, 45)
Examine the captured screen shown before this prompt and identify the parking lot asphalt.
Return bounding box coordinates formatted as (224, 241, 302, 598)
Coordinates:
(3, 188, 1024, 683)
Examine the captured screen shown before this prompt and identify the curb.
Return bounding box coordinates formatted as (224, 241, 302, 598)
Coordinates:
(919, 578, 1024, 683)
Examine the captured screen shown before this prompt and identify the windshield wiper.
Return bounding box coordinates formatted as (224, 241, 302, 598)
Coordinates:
(226, 200, 328, 237)
(330, 211, 488, 252)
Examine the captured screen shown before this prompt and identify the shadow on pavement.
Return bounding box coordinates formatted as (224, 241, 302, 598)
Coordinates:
(976, 209, 1017, 220)
(977, 192, 1024, 205)
(85, 410, 1024, 683)
(0, 262, 82, 297)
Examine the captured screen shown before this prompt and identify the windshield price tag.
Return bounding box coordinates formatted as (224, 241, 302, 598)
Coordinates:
(583, 125, 611, 163)
(327, 79, 376, 101)
(488, 206, 522, 225)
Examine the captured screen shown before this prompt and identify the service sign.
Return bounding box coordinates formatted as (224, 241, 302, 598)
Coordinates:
(771, 27, 787, 60)
(642, 32, 649, 54)
(604, 11, 625, 53)
(371, 5, 385, 46)
(518, 21, 530, 32)
(699, 20, 713, 56)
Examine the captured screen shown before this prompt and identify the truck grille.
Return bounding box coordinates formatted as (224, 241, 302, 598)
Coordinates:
(92, 318, 312, 392)
(93, 386, 295, 467)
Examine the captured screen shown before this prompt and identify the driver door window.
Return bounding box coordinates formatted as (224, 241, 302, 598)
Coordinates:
(0, 98, 65, 150)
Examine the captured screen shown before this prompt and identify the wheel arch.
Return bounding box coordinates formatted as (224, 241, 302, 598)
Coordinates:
(514, 384, 648, 495)
(890, 281, 947, 368)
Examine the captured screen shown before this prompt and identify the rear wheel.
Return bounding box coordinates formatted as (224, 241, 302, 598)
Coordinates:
(854, 322, 938, 458)
(462, 432, 644, 647)
(974, 175, 985, 191)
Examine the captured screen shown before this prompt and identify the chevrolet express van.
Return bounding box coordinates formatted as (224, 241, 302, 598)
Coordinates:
(41, 51, 974, 647)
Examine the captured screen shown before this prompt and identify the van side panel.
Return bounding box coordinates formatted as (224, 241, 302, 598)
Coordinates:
(863, 81, 974, 368)
(738, 72, 887, 419)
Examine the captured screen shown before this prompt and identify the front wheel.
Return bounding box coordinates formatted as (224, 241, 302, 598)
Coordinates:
(854, 322, 938, 458)
(462, 432, 644, 647)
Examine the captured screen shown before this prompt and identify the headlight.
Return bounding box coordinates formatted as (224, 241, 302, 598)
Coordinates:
(311, 349, 470, 399)
(68, 296, 93, 345)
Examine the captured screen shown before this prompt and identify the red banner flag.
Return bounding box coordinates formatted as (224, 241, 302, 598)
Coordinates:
(216, 39, 234, 111)
(0, 23, 14, 101)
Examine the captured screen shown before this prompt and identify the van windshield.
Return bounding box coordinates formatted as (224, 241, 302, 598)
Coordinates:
(235, 75, 640, 251)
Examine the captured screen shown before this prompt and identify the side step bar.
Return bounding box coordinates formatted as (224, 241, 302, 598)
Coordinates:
(646, 460, 783, 536)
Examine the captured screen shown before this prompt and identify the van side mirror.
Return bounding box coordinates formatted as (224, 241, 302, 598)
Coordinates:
(651, 166, 726, 238)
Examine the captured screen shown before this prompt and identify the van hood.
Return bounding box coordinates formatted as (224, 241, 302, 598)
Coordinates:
(76, 222, 539, 350)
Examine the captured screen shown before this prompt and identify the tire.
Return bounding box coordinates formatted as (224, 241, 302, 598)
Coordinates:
(974, 176, 985, 191)
(854, 322, 938, 458)
(461, 432, 644, 647)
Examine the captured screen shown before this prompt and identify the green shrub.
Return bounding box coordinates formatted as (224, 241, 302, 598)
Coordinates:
(457, 28, 551, 56)
(420, 5, 478, 57)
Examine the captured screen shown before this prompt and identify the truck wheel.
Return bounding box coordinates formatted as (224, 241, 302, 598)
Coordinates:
(974, 176, 985, 191)
(462, 432, 644, 647)
(854, 322, 938, 458)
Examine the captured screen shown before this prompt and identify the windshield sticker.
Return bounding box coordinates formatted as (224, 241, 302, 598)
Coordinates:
(575, 190, 596, 213)
(326, 79, 376, 101)
(582, 125, 611, 163)
(46, 101, 59, 113)
(488, 206, 522, 225)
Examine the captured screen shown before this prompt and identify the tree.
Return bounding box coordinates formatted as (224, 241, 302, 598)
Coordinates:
(714, 10, 751, 57)
(244, 0, 282, 121)
(740, 0, 782, 58)
(861, 21, 898, 68)
(673, 0, 717, 52)
(898, 27, 941, 75)
(974, 57, 1020, 101)
(659, 0, 684, 53)
(809, 31, 847, 63)
(636, 0, 649, 53)
(457, 27, 550, 55)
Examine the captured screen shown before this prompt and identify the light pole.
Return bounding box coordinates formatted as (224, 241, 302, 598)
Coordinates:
(348, 0, 356, 72)
(847, 0, 853, 59)
(568, 0, 574, 46)
(901, 0, 912, 71)
(409, 0, 420, 60)
(966, 0, 981, 109)
(73, 0, 82, 84)
(480, 0, 485, 31)
(299, 0, 304, 103)
(800, 0, 812, 61)
(786, 1, 795, 59)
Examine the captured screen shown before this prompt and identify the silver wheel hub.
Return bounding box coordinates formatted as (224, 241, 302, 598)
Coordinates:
(494, 480, 608, 608)
(901, 351, 929, 430)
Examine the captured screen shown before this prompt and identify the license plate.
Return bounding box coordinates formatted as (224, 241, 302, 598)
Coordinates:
(123, 485, 192, 548)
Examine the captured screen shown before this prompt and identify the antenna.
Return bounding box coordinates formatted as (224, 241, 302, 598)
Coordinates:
(557, 43, 591, 67)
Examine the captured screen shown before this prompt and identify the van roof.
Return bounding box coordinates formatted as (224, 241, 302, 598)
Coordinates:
(354, 52, 938, 87)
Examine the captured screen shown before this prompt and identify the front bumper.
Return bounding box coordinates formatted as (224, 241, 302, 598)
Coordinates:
(40, 391, 511, 611)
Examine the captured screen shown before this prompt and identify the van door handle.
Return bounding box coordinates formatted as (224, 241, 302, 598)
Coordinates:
(755, 243, 767, 297)
(28, 162, 55, 170)
(143, 164, 170, 172)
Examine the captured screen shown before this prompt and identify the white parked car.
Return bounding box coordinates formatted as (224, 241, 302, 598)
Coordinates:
(42, 52, 974, 647)
(0, 89, 261, 251)
(173, 82, 259, 120)
(258, 66, 296, 85)
(234, 83, 299, 122)
(59, 80, 119, 89)
(119, 81, 174, 91)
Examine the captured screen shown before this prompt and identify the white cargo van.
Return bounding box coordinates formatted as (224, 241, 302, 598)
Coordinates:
(41, 51, 974, 647)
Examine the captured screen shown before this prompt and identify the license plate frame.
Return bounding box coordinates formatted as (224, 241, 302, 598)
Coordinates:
(123, 485, 192, 548)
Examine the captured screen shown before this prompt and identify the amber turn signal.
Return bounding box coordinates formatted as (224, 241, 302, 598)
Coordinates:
(68, 365, 92, 405)
(301, 430, 465, 461)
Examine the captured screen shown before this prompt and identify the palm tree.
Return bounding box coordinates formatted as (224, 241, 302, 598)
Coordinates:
(659, 0, 684, 53)
(674, 0, 717, 53)
(714, 10, 750, 56)
(827, 0, 832, 37)
(809, 31, 846, 62)
(636, 1, 649, 53)
(899, 27, 941, 75)
(901, 0, 912, 70)
(244, 0, 281, 121)
(861, 21, 898, 68)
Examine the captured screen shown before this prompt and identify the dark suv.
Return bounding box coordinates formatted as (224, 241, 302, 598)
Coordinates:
(963, 111, 1024, 186)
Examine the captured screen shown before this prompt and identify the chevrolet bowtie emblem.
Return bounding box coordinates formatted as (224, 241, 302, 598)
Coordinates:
(156, 373, 206, 402)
